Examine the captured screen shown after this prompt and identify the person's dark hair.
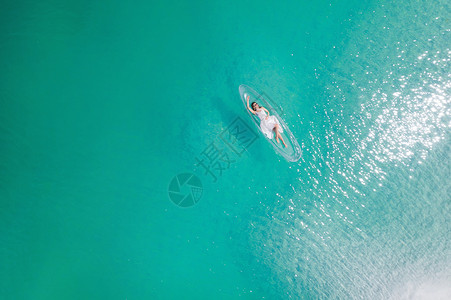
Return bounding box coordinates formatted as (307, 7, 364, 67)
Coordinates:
(251, 102, 258, 111)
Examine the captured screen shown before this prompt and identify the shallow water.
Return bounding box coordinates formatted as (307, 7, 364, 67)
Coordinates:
(1, 0, 450, 299)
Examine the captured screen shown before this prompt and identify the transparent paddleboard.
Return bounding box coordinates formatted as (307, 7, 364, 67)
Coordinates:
(239, 84, 301, 162)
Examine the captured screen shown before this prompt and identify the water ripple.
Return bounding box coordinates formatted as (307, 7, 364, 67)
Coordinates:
(248, 1, 450, 298)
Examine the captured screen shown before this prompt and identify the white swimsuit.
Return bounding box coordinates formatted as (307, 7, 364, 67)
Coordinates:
(255, 109, 283, 139)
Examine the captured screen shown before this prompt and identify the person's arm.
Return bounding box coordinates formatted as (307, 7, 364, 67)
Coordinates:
(262, 107, 270, 115)
(246, 95, 256, 115)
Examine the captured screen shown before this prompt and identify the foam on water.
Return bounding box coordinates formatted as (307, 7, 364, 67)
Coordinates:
(243, 1, 450, 298)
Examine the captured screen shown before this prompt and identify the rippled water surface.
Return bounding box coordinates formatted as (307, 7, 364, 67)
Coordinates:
(1, 0, 450, 299)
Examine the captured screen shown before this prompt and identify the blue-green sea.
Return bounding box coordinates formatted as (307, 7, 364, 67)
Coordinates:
(1, 0, 450, 299)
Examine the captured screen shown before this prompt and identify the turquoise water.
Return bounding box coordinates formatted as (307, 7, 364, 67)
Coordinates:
(1, 0, 450, 299)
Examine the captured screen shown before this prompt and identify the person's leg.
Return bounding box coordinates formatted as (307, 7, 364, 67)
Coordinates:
(274, 124, 287, 147)
(274, 124, 280, 143)
(279, 133, 287, 147)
